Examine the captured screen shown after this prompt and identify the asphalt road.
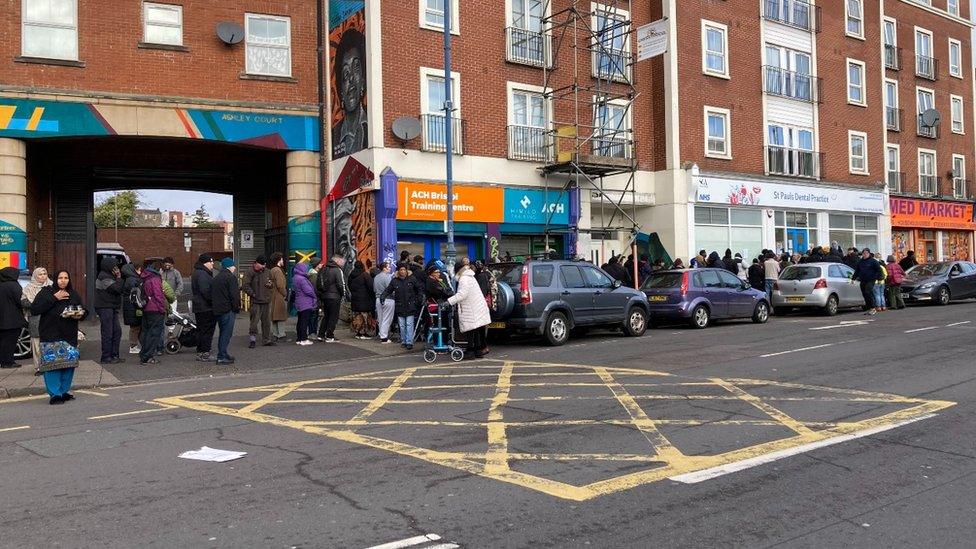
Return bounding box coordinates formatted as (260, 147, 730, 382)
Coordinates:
(2, 302, 976, 548)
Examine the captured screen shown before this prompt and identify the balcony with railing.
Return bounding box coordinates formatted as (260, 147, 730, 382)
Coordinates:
(594, 48, 632, 82)
(919, 175, 938, 196)
(766, 146, 820, 179)
(420, 114, 465, 154)
(886, 107, 902, 131)
(592, 135, 632, 159)
(508, 125, 551, 162)
(884, 45, 901, 70)
(506, 26, 548, 67)
(762, 0, 820, 32)
(953, 178, 970, 199)
(887, 171, 904, 193)
(916, 54, 938, 80)
(917, 115, 939, 138)
(763, 66, 819, 102)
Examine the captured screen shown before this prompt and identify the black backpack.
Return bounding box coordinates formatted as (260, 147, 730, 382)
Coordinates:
(129, 278, 146, 310)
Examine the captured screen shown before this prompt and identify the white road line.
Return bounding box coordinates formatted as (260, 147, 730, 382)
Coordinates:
(904, 326, 938, 333)
(365, 534, 442, 549)
(809, 320, 874, 331)
(946, 321, 972, 327)
(0, 425, 30, 433)
(669, 414, 936, 484)
(760, 343, 835, 358)
(426, 544, 459, 549)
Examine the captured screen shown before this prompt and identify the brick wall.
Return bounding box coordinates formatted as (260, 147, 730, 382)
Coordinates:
(0, 0, 319, 108)
(95, 227, 227, 275)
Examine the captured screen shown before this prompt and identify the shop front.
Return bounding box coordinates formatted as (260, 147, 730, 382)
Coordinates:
(890, 197, 975, 263)
(693, 175, 886, 259)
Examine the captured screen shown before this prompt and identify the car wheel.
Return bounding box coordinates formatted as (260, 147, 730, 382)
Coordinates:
(624, 307, 648, 337)
(690, 305, 710, 329)
(14, 327, 32, 359)
(823, 294, 839, 316)
(752, 302, 770, 324)
(937, 285, 951, 306)
(544, 312, 570, 346)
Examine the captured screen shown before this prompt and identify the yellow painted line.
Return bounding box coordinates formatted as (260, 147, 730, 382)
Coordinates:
(348, 368, 417, 427)
(485, 361, 515, 474)
(593, 366, 683, 462)
(25, 106, 44, 130)
(238, 383, 301, 414)
(711, 378, 815, 437)
(726, 378, 918, 402)
(0, 105, 15, 129)
(0, 394, 47, 404)
(88, 404, 177, 420)
(298, 418, 803, 428)
(0, 425, 30, 433)
(76, 389, 111, 397)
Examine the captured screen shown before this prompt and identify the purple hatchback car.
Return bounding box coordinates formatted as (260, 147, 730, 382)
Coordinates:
(641, 268, 770, 329)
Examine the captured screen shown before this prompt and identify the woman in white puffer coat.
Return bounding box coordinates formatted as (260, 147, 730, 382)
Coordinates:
(447, 265, 491, 357)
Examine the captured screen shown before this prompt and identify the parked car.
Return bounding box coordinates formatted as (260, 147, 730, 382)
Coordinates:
(641, 268, 769, 329)
(488, 260, 650, 346)
(901, 261, 976, 305)
(771, 262, 865, 315)
(15, 270, 31, 360)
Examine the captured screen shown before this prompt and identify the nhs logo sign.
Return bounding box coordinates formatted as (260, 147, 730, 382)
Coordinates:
(504, 189, 570, 225)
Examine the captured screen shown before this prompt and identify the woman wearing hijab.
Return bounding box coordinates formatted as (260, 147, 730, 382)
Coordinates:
(31, 270, 88, 404)
(0, 267, 27, 368)
(20, 267, 52, 370)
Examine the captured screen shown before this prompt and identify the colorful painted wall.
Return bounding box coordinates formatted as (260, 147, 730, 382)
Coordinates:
(330, 0, 368, 160)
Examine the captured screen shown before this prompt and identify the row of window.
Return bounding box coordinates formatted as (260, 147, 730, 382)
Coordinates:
(20, 0, 292, 77)
(883, 80, 966, 137)
(849, 0, 964, 42)
(886, 145, 968, 198)
(882, 19, 964, 80)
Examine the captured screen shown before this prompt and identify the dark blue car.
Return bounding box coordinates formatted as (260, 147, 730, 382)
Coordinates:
(641, 268, 770, 329)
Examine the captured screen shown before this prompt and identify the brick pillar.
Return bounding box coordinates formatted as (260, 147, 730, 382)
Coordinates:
(285, 151, 321, 263)
(0, 138, 27, 269)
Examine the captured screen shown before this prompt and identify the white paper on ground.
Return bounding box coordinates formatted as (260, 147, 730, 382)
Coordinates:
(178, 446, 247, 462)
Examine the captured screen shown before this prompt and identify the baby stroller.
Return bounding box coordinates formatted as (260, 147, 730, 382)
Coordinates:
(422, 299, 465, 363)
(165, 310, 200, 354)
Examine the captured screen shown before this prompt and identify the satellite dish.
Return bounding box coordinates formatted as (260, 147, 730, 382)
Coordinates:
(217, 22, 245, 45)
(920, 108, 941, 128)
(391, 117, 422, 142)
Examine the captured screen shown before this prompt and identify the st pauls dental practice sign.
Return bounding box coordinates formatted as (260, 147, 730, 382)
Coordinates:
(695, 176, 885, 214)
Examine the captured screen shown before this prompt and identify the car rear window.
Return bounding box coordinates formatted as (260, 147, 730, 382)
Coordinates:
(533, 265, 555, 287)
(642, 272, 683, 289)
(493, 263, 524, 290)
(780, 266, 820, 280)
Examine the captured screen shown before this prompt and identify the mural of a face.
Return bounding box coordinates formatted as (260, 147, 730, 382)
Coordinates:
(340, 45, 364, 114)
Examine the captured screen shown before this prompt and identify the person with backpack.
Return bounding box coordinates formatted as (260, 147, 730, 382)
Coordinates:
(885, 255, 906, 310)
(121, 263, 143, 355)
(93, 258, 124, 365)
(316, 255, 347, 343)
(242, 255, 273, 348)
(191, 254, 216, 362)
(138, 259, 168, 365)
(211, 258, 241, 365)
(269, 253, 289, 342)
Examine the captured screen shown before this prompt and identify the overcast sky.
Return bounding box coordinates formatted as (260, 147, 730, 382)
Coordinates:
(94, 190, 233, 221)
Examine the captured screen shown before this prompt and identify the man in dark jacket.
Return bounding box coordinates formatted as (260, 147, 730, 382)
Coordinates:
(843, 247, 860, 269)
(316, 255, 347, 342)
(191, 253, 216, 362)
(850, 248, 882, 315)
(241, 255, 272, 348)
(899, 250, 918, 272)
(212, 258, 241, 365)
(93, 258, 124, 364)
(120, 263, 143, 355)
(747, 259, 765, 291)
(0, 267, 26, 368)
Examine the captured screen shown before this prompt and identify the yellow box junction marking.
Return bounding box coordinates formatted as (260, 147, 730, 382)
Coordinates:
(155, 360, 954, 502)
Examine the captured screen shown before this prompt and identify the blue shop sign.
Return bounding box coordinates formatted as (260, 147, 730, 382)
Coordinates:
(503, 189, 571, 225)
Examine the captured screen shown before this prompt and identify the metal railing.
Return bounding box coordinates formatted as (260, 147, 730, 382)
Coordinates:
(884, 45, 901, 70)
(508, 125, 551, 162)
(919, 175, 938, 195)
(917, 115, 939, 138)
(953, 178, 970, 199)
(916, 54, 938, 80)
(887, 171, 904, 193)
(763, 65, 819, 102)
(420, 114, 465, 154)
(506, 26, 548, 67)
(886, 107, 902, 131)
(762, 0, 820, 32)
(592, 136, 632, 159)
(766, 146, 820, 178)
(594, 48, 631, 81)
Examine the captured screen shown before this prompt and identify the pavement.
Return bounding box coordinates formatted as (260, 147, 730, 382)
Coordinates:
(1, 301, 976, 547)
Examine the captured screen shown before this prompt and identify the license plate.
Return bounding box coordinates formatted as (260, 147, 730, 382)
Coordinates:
(901, 293, 909, 299)
(488, 322, 506, 329)
(785, 296, 805, 303)
(648, 295, 668, 302)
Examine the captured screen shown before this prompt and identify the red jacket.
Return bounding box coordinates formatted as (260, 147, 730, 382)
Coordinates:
(886, 262, 906, 285)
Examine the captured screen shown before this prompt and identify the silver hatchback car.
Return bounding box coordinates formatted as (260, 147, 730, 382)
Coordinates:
(771, 262, 865, 316)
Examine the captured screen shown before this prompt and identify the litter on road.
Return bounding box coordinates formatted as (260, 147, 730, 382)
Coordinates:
(178, 446, 247, 463)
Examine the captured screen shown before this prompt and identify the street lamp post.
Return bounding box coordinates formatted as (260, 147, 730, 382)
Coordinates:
(443, 0, 456, 272)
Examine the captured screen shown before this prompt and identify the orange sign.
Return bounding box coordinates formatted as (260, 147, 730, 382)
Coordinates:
(397, 181, 504, 222)
(890, 197, 976, 230)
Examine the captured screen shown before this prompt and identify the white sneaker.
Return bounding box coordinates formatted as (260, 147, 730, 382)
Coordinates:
(325, 337, 337, 343)
(129, 346, 141, 355)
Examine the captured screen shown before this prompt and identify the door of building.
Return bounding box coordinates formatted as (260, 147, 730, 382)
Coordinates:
(786, 228, 808, 255)
(917, 230, 938, 263)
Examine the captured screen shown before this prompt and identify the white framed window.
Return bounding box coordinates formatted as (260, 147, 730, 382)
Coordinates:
(21, 0, 78, 60)
(948, 38, 962, 78)
(764, 44, 813, 101)
(767, 124, 816, 178)
(593, 97, 632, 158)
(143, 2, 183, 46)
(704, 106, 731, 159)
(883, 18, 898, 69)
(951, 95, 964, 134)
(694, 207, 763, 261)
(918, 149, 937, 195)
(845, 0, 863, 39)
(885, 78, 900, 130)
(701, 20, 729, 78)
(916, 86, 936, 137)
(244, 14, 291, 77)
(420, 67, 462, 153)
(915, 27, 935, 79)
(420, 0, 459, 34)
(952, 154, 966, 198)
(886, 144, 901, 192)
(848, 131, 868, 175)
(846, 59, 866, 106)
(947, 0, 960, 16)
(506, 0, 548, 66)
(507, 82, 550, 161)
(592, 3, 631, 81)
